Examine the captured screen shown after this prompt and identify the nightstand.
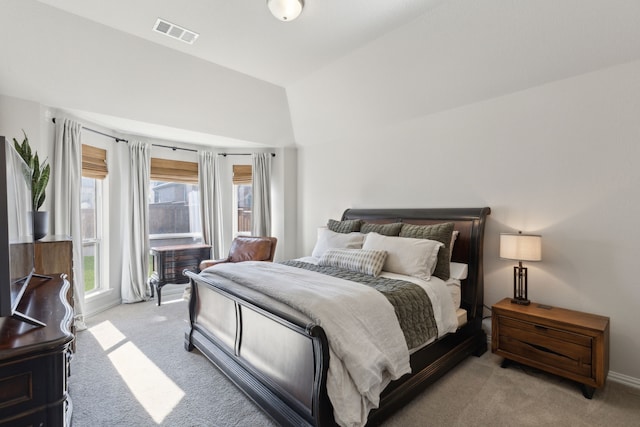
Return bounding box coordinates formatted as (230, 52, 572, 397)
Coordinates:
(491, 298, 609, 398)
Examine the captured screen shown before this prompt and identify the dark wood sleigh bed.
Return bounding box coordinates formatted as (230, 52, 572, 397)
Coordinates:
(184, 207, 491, 426)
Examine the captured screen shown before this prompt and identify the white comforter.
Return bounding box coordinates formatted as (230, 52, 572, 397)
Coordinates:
(297, 256, 460, 340)
(205, 261, 456, 427)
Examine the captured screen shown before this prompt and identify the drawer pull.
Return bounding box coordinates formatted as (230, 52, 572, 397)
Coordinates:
(534, 325, 548, 331)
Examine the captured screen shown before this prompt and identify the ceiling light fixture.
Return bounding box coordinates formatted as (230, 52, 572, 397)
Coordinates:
(267, 0, 304, 22)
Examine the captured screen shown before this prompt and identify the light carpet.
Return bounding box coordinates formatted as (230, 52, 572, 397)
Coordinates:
(69, 297, 640, 426)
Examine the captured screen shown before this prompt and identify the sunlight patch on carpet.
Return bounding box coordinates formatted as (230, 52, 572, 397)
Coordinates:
(89, 321, 185, 423)
(89, 320, 126, 351)
(160, 297, 184, 305)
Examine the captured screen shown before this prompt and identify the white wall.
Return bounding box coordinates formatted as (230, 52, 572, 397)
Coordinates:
(285, 0, 640, 384)
(0, 95, 57, 214)
(0, 95, 41, 147)
(289, 60, 640, 382)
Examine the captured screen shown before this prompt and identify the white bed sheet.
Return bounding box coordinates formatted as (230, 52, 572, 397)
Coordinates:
(448, 279, 462, 308)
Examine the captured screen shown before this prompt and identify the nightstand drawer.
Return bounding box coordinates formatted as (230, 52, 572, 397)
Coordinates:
(500, 317, 592, 347)
(497, 316, 593, 377)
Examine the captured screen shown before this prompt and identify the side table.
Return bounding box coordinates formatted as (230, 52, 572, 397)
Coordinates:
(149, 243, 211, 306)
(491, 297, 609, 398)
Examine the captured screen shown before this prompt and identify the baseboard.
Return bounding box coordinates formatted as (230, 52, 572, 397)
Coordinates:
(85, 299, 121, 319)
(608, 371, 640, 390)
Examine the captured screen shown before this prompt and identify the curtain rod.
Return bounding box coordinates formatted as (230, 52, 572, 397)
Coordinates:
(52, 118, 128, 143)
(219, 152, 276, 157)
(52, 118, 198, 153)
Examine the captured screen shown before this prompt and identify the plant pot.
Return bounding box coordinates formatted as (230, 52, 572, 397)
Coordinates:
(33, 211, 49, 240)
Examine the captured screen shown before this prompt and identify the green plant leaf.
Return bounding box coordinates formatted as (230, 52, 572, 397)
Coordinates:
(40, 163, 50, 188)
(35, 164, 51, 210)
(36, 192, 46, 211)
(32, 153, 41, 183)
(12, 130, 50, 211)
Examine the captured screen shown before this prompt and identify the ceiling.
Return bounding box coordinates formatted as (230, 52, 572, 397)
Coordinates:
(37, 0, 445, 88)
(12, 1, 640, 148)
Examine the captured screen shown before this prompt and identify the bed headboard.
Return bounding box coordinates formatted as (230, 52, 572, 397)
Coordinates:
(341, 207, 491, 326)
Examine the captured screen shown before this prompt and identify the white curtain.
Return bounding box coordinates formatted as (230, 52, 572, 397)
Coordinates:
(52, 118, 86, 329)
(121, 141, 150, 303)
(251, 153, 272, 237)
(198, 151, 222, 259)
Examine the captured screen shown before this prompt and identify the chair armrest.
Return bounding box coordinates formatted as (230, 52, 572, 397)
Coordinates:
(199, 258, 229, 270)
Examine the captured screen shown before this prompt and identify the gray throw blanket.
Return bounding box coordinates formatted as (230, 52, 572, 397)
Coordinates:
(281, 260, 438, 349)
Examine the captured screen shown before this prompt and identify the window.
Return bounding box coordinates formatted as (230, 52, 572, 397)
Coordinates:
(149, 158, 202, 247)
(81, 144, 107, 294)
(81, 177, 102, 293)
(232, 164, 252, 236)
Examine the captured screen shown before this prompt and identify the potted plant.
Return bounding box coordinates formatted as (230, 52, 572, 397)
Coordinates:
(13, 130, 50, 240)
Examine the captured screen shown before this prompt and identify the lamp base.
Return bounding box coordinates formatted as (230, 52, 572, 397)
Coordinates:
(511, 264, 530, 306)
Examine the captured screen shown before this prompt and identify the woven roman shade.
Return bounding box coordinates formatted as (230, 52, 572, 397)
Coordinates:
(82, 144, 108, 179)
(150, 158, 198, 184)
(232, 164, 252, 185)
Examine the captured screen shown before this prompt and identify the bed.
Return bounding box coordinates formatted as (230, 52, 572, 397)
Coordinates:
(184, 207, 490, 426)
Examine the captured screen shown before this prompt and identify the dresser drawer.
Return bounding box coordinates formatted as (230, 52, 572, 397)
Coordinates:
(169, 251, 204, 262)
(496, 316, 593, 378)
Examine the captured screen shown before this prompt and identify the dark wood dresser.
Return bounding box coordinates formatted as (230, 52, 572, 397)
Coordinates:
(492, 298, 609, 398)
(35, 236, 75, 351)
(149, 243, 211, 306)
(0, 275, 74, 426)
(34, 236, 73, 286)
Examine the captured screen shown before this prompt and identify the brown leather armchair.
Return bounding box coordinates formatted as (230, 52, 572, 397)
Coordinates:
(199, 236, 277, 270)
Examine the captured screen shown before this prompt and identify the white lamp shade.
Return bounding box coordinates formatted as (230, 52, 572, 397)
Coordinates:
(267, 0, 304, 21)
(500, 233, 542, 261)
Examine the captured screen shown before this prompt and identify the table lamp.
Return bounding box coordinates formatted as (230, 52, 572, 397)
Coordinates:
(500, 232, 542, 305)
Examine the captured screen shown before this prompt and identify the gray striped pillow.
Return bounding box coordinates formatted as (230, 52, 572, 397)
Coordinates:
(319, 249, 387, 277)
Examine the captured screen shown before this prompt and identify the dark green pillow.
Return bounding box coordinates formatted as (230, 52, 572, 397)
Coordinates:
(327, 219, 362, 233)
(399, 222, 455, 280)
(360, 222, 403, 236)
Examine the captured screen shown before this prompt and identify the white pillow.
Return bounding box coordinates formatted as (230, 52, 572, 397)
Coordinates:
(311, 228, 365, 258)
(449, 262, 468, 280)
(362, 232, 443, 281)
(450, 230, 459, 257)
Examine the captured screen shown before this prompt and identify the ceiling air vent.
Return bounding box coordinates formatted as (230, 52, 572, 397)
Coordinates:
(153, 18, 199, 45)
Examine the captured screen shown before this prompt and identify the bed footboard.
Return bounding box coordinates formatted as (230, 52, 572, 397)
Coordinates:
(184, 270, 333, 427)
